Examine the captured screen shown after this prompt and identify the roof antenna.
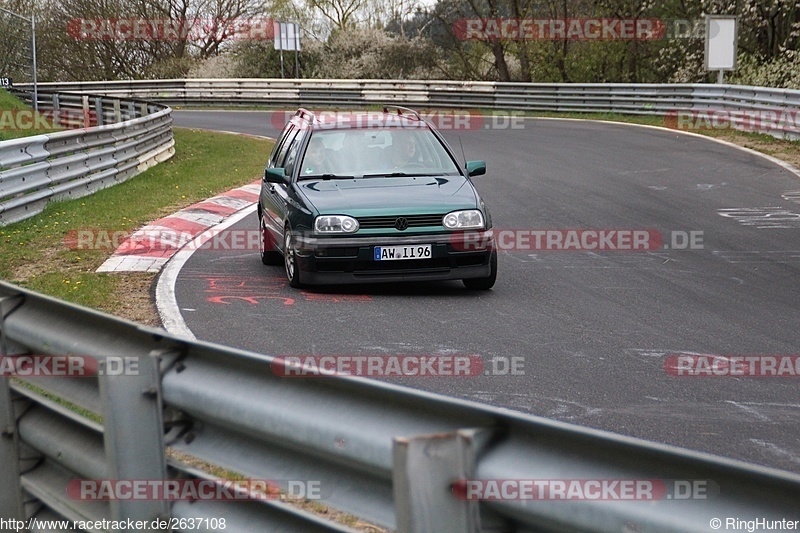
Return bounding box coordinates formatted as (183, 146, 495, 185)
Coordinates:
(458, 135, 467, 169)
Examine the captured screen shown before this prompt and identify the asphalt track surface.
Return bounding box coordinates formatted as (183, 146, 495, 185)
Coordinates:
(171, 110, 800, 474)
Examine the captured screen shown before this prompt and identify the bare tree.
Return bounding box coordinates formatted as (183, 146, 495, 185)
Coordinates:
(0, 0, 38, 82)
(34, 0, 276, 80)
(305, 0, 366, 31)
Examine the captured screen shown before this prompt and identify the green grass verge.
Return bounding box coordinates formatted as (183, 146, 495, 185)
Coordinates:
(0, 88, 27, 110)
(0, 88, 35, 141)
(0, 127, 273, 314)
(0, 88, 61, 141)
(12, 378, 104, 424)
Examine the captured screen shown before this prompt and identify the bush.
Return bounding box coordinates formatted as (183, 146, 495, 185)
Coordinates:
(229, 27, 438, 80)
(310, 28, 438, 79)
(729, 51, 800, 89)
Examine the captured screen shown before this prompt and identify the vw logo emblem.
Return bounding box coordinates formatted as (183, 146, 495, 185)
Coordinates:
(395, 217, 409, 231)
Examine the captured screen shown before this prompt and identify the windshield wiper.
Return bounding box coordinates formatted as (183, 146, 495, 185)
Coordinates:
(362, 172, 445, 178)
(299, 173, 356, 180)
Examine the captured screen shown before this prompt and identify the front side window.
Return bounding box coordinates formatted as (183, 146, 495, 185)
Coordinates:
(282, 133, 304, 177)
(271, 126, 298, 169)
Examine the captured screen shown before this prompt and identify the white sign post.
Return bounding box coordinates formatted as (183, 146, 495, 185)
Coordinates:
(705, 15, 738, 84)
(273, 21, 301, 78)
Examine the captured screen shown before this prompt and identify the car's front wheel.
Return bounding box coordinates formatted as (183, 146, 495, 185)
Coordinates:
(463, 251, 497, 290)
(284, 227, 302, 288)
(259, 214, 282, 265)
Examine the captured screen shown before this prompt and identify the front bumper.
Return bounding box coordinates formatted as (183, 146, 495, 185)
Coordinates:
(294, 230, 494, 285)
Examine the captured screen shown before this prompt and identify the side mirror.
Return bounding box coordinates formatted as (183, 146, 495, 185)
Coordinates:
(466, 160, 486, 177)
(264, 167, 290, 185)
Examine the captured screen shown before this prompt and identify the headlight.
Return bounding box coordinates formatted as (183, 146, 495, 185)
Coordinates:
(314, 215, 359, 234)
(443, 210, 484, 230)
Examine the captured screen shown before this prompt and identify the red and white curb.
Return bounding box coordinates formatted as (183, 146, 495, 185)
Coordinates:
(96, 181, 260, 273)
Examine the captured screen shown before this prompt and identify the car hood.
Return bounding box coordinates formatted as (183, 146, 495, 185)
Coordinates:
(297, 175, 477, 215)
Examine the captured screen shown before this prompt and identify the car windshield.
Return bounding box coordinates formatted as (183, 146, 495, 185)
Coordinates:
(298, 128, 461, 179)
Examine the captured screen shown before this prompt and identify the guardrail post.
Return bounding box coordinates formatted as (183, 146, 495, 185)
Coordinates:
(94, 97, 104, 126)
(393, 428, 492, 533)
(99, 349, 169, 524)
(82, 95, 91, 127)
(113, 99, 121, 123)
(0, 295, 26, 521)
(81, 95, 92, 128)
(0, 377, 25, 521)
(51, 93, 61, 128)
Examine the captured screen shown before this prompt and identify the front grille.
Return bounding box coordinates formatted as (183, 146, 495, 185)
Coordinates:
(357, 214, 444, 229)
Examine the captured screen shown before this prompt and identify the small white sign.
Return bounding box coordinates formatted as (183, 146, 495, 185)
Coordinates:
(274, 21, 301, 51)
(705, 16, 737, 70)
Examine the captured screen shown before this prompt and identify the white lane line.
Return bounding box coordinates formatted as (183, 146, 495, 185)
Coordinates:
(155, 204, 257, 339)
(142, 127, 274, 335)
(725, 400, 773, 422)
(749, 439, 800, 465)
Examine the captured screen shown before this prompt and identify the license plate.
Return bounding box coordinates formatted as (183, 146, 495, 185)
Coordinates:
(374, 244, 432, 261)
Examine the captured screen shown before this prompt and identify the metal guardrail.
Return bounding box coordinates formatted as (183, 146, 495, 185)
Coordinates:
(21, 79, 800, 140)
(0, 90, 175, 225)
(1, 282, 799, 532)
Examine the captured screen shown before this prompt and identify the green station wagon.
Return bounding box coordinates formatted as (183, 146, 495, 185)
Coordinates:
(258, 106, 497, 289)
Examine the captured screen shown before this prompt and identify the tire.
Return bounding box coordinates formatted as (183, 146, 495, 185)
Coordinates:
(463, 251, 497, 290)
(259, 214, 282, 266)
(283, 227, 303, 288)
